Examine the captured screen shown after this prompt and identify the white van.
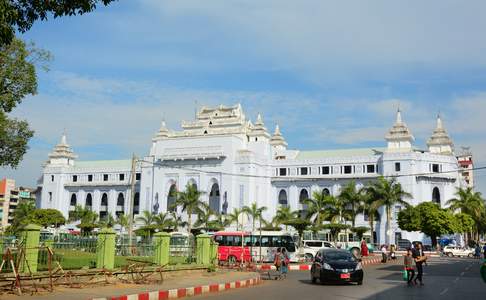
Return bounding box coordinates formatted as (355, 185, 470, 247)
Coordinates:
(302, 240, 335, 261)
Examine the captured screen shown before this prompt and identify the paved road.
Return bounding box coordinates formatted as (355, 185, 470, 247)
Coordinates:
(198, 258, 485, 300)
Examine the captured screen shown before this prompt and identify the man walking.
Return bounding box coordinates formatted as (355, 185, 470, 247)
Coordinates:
(412, 243, 426, 286)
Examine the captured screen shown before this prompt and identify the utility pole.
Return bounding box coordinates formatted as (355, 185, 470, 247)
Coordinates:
(128, 153, 137, 247)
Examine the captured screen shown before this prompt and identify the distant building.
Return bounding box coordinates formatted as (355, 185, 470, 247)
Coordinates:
(456, 147, 474, 188)
(0, 178, 36, 229)
(37, 104, 465, 245)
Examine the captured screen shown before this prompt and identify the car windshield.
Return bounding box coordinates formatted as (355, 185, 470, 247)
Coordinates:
(324, 251, 355, 262)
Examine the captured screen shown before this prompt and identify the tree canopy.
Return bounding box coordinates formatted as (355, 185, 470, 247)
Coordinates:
(28, 208, 65, 228)
(0, 0, 117, 46)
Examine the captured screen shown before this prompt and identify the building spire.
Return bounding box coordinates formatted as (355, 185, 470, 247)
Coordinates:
(427, 114, 453, 155)
(153, 119, 170, 141)
(270, 124, 288, 148)
(47, 131, 77, 165)
(385, 108, 414, 152)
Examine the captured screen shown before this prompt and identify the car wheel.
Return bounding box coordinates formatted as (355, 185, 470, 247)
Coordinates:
(305, 253, 314, 262)
(447, 252, 453, 257)
(468, 253, 473, 258)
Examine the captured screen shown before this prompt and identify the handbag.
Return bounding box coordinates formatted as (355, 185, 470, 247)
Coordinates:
(402, 269, 408, 281)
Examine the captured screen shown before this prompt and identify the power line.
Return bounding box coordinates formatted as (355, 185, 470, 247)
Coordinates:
(137, 158, 486, 181)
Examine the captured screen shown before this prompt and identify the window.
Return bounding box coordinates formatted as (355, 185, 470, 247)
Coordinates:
(344, 165, 352, 174)
(72, 175, 78, 182)
(395, 162, 401, 172)
(103, 174, 109, 181)
(366, 164, 375, 173)
(300, 167, 308, 175)
(88, 174, 93, 182)
(51, 175, 54, 182)
(278, 189, 288, 206)
(322, 166, 330, 175)
(119, 173, 125, 181)
(48, 192, 52, 201)
(279, 168, 287, 176)
(432, 187, 440, 204)
(136, 173, 141, 180)
(322, 188, 330, 195)
(432, 164, 440, 173)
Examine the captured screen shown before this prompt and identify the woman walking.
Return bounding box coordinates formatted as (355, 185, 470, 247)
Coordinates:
(404, 248, 415, 286)
(360, 239, 369, 257)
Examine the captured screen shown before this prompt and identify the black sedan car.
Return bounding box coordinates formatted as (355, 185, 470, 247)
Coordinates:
(310, 249, 363, 285)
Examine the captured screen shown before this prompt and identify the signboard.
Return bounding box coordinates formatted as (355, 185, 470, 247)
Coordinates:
(19, 191, 31, 198)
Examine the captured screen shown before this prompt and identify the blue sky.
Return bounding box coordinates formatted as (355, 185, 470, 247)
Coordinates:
(2, 0, 486, 194)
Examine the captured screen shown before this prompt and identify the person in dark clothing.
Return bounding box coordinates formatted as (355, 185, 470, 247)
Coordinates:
(412, 243, 427, 286)
(404, 248, 415, 286)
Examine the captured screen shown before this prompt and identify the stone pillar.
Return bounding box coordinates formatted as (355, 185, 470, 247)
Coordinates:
(196, 234, 211, 265)
(153, 232, 170, 266)
(96, 227, 116, 269)
(19, 224, 41, 273)
(210, 240, 219, 265)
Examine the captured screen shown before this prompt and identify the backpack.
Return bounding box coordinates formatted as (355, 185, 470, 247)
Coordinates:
(274, 253, 282, 267)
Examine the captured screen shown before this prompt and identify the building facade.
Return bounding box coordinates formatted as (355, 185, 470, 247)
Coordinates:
(0, 178, 36, 229)
(37, 104, 465, 245)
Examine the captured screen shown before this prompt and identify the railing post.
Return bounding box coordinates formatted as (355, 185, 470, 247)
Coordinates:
(196, 234, 211, 265)
(153, 232, 170, 266)
(96, 227, 116, 269)
(19, 224, 41, 273)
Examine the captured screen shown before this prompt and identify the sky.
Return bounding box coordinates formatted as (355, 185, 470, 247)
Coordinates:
(2, 0, 486, 194)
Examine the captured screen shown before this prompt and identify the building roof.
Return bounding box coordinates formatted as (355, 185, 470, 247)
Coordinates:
(295, 147, 386, 160)
(73, 159, 132, 169)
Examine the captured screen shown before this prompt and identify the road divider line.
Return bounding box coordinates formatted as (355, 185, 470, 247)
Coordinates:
(439, 288, 449, 296)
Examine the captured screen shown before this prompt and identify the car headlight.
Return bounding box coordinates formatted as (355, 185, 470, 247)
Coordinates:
(355, 262, 362, 270)
(322, 263, 334, 270)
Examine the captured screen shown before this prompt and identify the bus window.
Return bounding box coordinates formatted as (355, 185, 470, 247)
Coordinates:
(234, 235, 242, 247)
(214, 235, 224, 246)
(282, 235, 296, 252)
(261, 236, 270, 247)
(244, 236, 252, 247)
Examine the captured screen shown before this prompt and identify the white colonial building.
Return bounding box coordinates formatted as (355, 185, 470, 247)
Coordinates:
(37, 104, 465, 245)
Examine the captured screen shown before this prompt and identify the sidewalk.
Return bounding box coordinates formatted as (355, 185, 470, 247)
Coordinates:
(1, 270, 260, 300)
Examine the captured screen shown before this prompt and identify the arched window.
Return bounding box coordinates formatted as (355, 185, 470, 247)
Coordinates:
(70, 194, 77, 207)
(85, 193, 92, 210)
(432, 187, 441, 204)
(116, 193, 124, 216)
(209, 183, 221, 213)
(322, 188, 330, 196)
(167, 184, 177, 212)
(299, 189, 309, 217)
(278, 189, 288, 206)
(133, 192, 140, 216)
(100, 193, 108, 219)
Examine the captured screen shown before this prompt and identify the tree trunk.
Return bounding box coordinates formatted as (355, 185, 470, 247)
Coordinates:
(431, 235, 437, 247)
(369, 217, 374, 244)
(187, 209, 192, 234)
(386, 206, 392, 245)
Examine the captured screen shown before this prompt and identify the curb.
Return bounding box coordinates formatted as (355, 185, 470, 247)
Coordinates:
(91, 276, 262, 300)
(256, 257, 384, 271)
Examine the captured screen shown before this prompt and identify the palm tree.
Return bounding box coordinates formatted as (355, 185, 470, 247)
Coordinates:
(173, 183, 204, 234)
(339, 180, 365, 228)
(447, 187, 485, 241)
(136, 210, 156, 239)
(362, 191, 381, 244)
(366, 176, 411, 245)
(227, 208, 243, 230)
(242, 202, 267, 232)
(99, 214, 116, 228)
(154, 212, 175, 232)
(116, 214, 129, 233)
(304, 190, 332, 226)
(320, 194, 349, 224)
(169, 211, 186, 231)
(274, 206, 298, 231)
(194, 202, 216, 231)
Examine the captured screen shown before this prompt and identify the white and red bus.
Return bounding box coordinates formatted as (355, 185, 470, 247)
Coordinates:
(213, 231, 298, 263)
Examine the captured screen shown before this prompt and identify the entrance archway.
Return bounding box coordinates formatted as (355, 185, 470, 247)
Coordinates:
(209, 183, 221, 213)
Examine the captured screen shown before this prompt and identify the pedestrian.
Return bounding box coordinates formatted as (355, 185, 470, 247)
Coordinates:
(412, 243, 427, 286)
(475, 243, 481, 259)
(361, 239, 369, 257)
(381, 244, 388, 263)
(273, 247, 282, 272)
(280, 248, 290, 277)
(483, 243, 486, 259)
(390, 244, 397, 260)
(404, 248, 415, 286)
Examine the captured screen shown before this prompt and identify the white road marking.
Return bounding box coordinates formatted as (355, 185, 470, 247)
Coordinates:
(460, 272, 465, 276)
(439, 288, 449, 296)
(454, 277, 460, 283)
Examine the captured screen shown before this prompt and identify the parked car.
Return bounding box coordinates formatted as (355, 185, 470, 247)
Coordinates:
(443, 245, 474, 257)
(397, 239, 412, 250)
(412, 241, 432, 251)
(302, 240, 335, 261)
(310, 249, 363, 285)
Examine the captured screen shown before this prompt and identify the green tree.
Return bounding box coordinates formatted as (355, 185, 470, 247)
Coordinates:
(283, 218, 311, 247)
(351, 226, 370, 241)
(227, 208, 243, 231)
(274, 206, 298, 231)
(10, 199, 35, 231)
(398, 202, 457, 247)
(194, 203, 217, 232)
(367, 177, 411, 244)
(339, 181, 365, 228)
(116, 214, 129, 233)
(304, 190, 332, 226)
(153, 212, 175, 232)
(362, 191, 381, 244)
(0, 38, 50, 167)
(454, 212, 475, 241)
(28, 208, 65, 228)
(136, 210, 156, 239)
(320, 194, 349, 224)
(242, 202, 268, 232)
(447, 187, 485, 241)
(173, 183, 204, 234)
(98, 214, 115, 228)
(0, 0, 117, 46)
(322, 223, 351, 243)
